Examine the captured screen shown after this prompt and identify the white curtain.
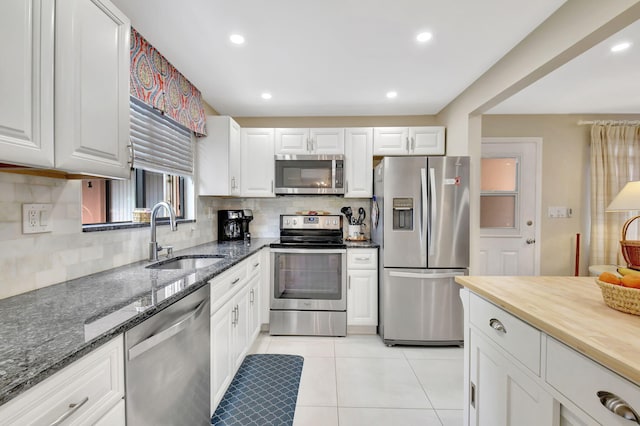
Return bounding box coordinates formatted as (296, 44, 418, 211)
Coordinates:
(590, 124, 640, 266)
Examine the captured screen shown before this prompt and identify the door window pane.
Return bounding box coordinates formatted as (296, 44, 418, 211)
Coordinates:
(481, 195, 516, 228)
(481, 158, 517, 191)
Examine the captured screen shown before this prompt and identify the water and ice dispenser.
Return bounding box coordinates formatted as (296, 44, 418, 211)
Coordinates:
(392, 198, 414, 230)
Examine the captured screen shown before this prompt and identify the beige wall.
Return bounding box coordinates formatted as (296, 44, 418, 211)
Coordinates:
(234, 115, 438, 128)
(482, 114, 640, 276)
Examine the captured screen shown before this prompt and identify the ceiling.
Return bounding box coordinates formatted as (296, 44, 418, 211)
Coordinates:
(110, 0, 637, 117)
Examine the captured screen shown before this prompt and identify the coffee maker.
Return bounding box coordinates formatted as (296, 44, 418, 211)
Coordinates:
(218, 209, 253, 241)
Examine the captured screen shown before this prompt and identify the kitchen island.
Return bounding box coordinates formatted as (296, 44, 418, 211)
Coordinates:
(456, 276, 640, 426)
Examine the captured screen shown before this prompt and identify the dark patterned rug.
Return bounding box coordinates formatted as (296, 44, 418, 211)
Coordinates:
(211, 354, 304, 426)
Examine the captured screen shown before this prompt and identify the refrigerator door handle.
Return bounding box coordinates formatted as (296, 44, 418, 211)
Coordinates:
(420, 168, 428, 262)
(429, 167, 437, 257)
(389, 271, 465, 279)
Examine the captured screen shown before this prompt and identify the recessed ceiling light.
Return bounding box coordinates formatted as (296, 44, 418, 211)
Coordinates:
(386, 91, 397, 99)
(229, 34, 245, 45)
(261, 92, 272, 100)
(611, 42, 631, 52)
(416, 32, 433, 43)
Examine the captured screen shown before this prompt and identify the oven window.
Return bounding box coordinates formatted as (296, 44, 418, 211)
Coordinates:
(273, 252, 343, 300)
(275, 160, 333, 189)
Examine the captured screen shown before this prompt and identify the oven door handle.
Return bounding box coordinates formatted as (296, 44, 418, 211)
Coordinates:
(270, 248, 346, 254)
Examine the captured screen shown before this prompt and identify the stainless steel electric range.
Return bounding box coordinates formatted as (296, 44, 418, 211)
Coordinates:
(269, 214, 346, 337)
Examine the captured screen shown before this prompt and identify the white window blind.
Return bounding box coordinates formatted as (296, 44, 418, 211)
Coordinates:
(130, 98, 194, 177)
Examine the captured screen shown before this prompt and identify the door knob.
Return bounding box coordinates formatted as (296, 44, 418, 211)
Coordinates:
(526, 238, 536, 244)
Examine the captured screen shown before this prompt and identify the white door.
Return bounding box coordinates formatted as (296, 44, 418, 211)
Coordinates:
(275, 128, 310, 154)
(241, 128, 275, 197)
(347, 270, 378, 326)
(344, 127, 373, 198)
(410, 127, 445, 155)
(479, 138, 541, 275)
(55, 0, 130, 178)
(228, 119, 242, 196)
(0, 0, 54, 168)
(310, 128, 344, 154)
(210, 303, 233, 411)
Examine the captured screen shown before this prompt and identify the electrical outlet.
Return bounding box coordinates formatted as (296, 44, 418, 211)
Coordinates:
(22, 204, 53, 234)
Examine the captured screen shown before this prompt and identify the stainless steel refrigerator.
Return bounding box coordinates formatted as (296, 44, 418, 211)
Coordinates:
(372, 156, 469, 345)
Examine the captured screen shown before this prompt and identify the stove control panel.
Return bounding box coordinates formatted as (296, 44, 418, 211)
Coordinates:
(280, 214, 342, 230)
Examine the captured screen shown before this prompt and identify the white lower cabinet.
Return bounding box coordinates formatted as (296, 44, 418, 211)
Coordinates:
(346, 248, 378, 328)
(210, 253, 264, 413)
(463, 288, 640, 426)
(468, 329, 554, 426)
(0, 335, 125, 426)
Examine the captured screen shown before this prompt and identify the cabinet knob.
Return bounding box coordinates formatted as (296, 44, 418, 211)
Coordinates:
(489, 318, 507, 334)
(597, 391, 640, 423)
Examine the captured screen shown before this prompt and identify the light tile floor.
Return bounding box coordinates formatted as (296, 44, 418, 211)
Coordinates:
(248, 333, 464, 426)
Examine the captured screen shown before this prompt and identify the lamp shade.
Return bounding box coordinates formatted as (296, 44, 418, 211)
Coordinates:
(607, 181, 640, 211)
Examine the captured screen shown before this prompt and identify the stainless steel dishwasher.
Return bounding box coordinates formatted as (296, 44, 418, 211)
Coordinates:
(125, 285, 210, 425)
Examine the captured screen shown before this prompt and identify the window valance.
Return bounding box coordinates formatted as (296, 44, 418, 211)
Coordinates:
(130, 28, 207, 136)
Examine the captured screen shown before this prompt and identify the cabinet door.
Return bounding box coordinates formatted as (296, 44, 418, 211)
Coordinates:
(198, 116, 241, 196)
(94, 399, 125, 426)
(344, 128, 373, 198)
(261, 248, 271, 326)
(248, 274, 261, 342)
(55, 0, 130, 178)
(232, 287, 250, 370)
(410, 127, 445, 155)
(347, 270, 378, 326)
(241, 128, 275, 197)
(310, 128, 344, 154)
(469, 329, 554, 426)
(0, 0, 54, 168)
(275, 128, 310, 154)
(211, 303, 233, 411)
(373, 127, 409, 155)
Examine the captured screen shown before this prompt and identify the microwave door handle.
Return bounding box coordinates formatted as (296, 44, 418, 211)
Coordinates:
(420, 168, 428, 261)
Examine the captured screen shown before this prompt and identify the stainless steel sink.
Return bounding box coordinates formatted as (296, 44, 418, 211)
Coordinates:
(146, 254, 226, 270)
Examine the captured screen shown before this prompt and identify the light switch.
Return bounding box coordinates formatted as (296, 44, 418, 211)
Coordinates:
(548, 206, 572, 218)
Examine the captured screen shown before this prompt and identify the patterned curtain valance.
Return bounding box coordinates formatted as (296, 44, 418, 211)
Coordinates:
(130, 28, 207, 136)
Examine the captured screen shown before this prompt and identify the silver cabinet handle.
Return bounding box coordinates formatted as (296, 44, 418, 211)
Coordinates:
(354, 256, 370, 261)
(271, 180, 274, 193)
(253, 262, 260, 268)
(49, 396, 89, 426)
(231, 277, 240, 286)
(348, 276, 351, 290)
(129, 299, 208, 360)
(232, 306, 238, 326)
(470, 381, 476, 409)
(235, 305, 239, 324)
(405, 136, 409, 152)
(250, 288, 255, 303)
(411, 136, 416, 151)
(597, 391, 640, 423)
(489, 318, 507, 334)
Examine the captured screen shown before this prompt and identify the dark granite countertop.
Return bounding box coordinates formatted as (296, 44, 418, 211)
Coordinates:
(345, 240, 379, 248)
(0, 239, 274, 406)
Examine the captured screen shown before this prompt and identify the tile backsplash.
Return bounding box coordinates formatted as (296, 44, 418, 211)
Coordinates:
(0, 172, 370, 299)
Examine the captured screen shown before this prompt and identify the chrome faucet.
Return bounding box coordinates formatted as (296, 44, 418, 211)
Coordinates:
(149, 201, 178, 261)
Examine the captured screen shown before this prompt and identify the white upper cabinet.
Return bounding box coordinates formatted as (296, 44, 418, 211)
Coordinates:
(373, 126, 445, 156)
(0, 0, 55, 168)
(344, 128, 373, 198)
(54, 0, 131, 178)
(197, 116, 241, 196)
(241, 128, 275, 197)
(275, 128, 344, 155)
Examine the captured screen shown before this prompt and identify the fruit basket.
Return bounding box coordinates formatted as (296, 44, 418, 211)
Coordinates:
(596, 278, 640, 315)
(620, 215, 640, 269)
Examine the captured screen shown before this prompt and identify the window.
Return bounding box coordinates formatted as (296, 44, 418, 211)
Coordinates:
(480, 157, 519, 228)
(82, 170, 189, 225)
(82, 97, 195, 227)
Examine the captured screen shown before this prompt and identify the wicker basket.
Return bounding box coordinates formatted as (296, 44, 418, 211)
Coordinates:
(596, 279, 640, 315)
(620, 215, 640, 269)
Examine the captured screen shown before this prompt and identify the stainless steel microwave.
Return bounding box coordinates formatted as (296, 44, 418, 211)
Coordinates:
(274, 154, 344, 195)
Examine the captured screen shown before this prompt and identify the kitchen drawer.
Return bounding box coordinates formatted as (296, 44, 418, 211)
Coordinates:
(469, 293, 541, 375)
(246, 252, 262, 278)
(347, 248, 378, 269)
(546, 337, 640, 425)
(0, 335, 124, 426)
(210, 262, 247, 313)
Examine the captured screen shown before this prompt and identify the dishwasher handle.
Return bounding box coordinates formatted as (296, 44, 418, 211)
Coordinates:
(128, 298, 208, 361)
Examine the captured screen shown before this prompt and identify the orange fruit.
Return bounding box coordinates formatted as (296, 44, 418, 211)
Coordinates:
(621, 274, 640, 289)
(599, 272, 621, 285)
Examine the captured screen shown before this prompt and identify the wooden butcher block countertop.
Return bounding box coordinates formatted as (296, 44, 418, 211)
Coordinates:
(455, 275, 640, 386)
